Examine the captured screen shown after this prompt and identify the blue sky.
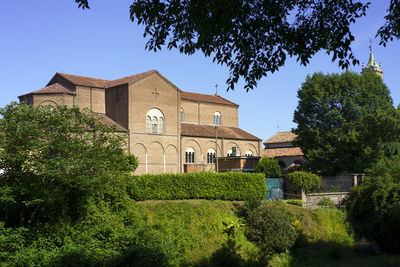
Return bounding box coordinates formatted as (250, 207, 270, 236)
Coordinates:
(1, 0, 399, 142)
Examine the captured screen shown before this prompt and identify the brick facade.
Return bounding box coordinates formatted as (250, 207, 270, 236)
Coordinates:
(19, 70, 261, 174)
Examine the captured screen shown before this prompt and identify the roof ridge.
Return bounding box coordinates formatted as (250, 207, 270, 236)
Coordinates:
(215, 94, 238, 105)
(181, 91, 239, 107)
(18, 83, 74, 98)
(57, 72, 111, 82)
(107, 69, 156, 87)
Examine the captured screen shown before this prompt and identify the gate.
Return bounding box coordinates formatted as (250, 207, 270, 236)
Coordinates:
(265, 178, 284, 200)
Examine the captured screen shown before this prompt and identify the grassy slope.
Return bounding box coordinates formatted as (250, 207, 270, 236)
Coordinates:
(2, 199, 399, 266)
(133, 200, 400, 267)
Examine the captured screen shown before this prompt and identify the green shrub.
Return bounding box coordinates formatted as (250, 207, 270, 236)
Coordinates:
(346, 155, 400, 253)
(127, 172, 266, 201)
(347, 177, 400, 252)
(287, 171, 320, 193)
(244, 203, 298, 261)
(318, 197, 336, 208)
(255, 157, 282, 177)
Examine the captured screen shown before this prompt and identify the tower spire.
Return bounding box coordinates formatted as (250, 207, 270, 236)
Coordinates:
(361, 40, 383, 79)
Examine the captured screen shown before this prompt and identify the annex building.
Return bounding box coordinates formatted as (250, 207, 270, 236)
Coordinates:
(19, 70, 261, 175)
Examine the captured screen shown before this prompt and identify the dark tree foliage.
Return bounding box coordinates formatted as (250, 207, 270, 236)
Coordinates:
(377, 0, 400, 46)
(75, 0, 89, 9)
(293, 71, 400, 175)
(347, 155, 400, 252)
(73, 0, 399, 91)
(129, 0, 368, 91)
(0, 103, 138, 226)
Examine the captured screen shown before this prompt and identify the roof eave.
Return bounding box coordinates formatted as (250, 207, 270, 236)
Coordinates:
(180, 97, 239, 107)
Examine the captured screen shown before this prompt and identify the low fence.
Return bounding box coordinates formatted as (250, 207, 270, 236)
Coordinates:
(315, 174, 363, 192)
(279, 173, 364, 206)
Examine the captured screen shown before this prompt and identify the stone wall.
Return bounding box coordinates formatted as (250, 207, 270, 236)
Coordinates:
(302, 192, 350, 208)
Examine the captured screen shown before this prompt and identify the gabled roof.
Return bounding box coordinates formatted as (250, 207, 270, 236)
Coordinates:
(18, 83, 75, 98)
(97, 114, 128, 132)
(29, 71, 238, 108)
(264, 131, 297, 144)
(181, 123, 260, 141)
(54, 70, 157, 89)
(181, 92, 238, 107)
(263, 147, 304, 158)
(107, 70, 156, 87)
(56, 73, 111, 88)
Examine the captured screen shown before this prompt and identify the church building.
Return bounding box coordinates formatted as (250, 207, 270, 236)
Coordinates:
(19, 70, 261, 174)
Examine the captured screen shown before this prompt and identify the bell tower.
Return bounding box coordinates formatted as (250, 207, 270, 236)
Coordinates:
(361, 40, 383, 79)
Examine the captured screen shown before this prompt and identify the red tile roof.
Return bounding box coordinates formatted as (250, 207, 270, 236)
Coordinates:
(181, 92, 238, 107)
(181, 123, 260, 141)
(23, 71, 239, 109)
(264, 131, 297, 144)
(53, 71, 238, 107)
(263, 147, 304, 157)
(18, 83, 74, 98)
(97, 114, 128, 132)
(56, 70, 157, 88)
(107, 70, 156, 87)
(57, 73, 111, 88)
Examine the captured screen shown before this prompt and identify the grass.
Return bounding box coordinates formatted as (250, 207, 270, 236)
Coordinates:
(2, 199, 399, 266)
(132, 200, 400, 266)
(132, 200, 259, 264)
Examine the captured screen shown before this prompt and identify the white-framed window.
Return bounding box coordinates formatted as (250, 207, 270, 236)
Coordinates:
(185, 147, 195, 163)
(146, 108, 164, 134)
(245, 150, 253, 157)
(207, 148, 216, 164)
(213, 111, 222, 126)
(180, 108, 184, 122)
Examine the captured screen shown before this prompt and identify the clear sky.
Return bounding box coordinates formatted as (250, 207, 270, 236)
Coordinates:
(1, 0, 399, 142)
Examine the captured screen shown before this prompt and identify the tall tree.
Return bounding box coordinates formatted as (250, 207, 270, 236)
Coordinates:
(293, 71, 400, 175)
(74, 0, 399, 91)
(0, 103, 138, 226)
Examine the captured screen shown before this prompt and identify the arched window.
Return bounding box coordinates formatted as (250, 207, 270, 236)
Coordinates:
(227, 147, 240, 157)
(207, 148, 216, 164)
(158, 117, 164, 133)
(146, 116, 151, 132)
(146, 108, 164, 134)
(213, 112, 222, 126)
(180, 108, 184, 122)
(245, 150, 253, 157)
(185, 147, 195, 163)
(152, 116, 158, 134)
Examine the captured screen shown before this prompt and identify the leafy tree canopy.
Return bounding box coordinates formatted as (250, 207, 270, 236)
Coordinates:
(286, 171, 320, 193)
(0, 103, 137, 226)
(255, 157, 282, 177)
(74, 0, 399, 91)
(293, 71, 400, 175)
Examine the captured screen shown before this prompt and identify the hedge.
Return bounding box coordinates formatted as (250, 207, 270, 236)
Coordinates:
(127, 172, 266, 201)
